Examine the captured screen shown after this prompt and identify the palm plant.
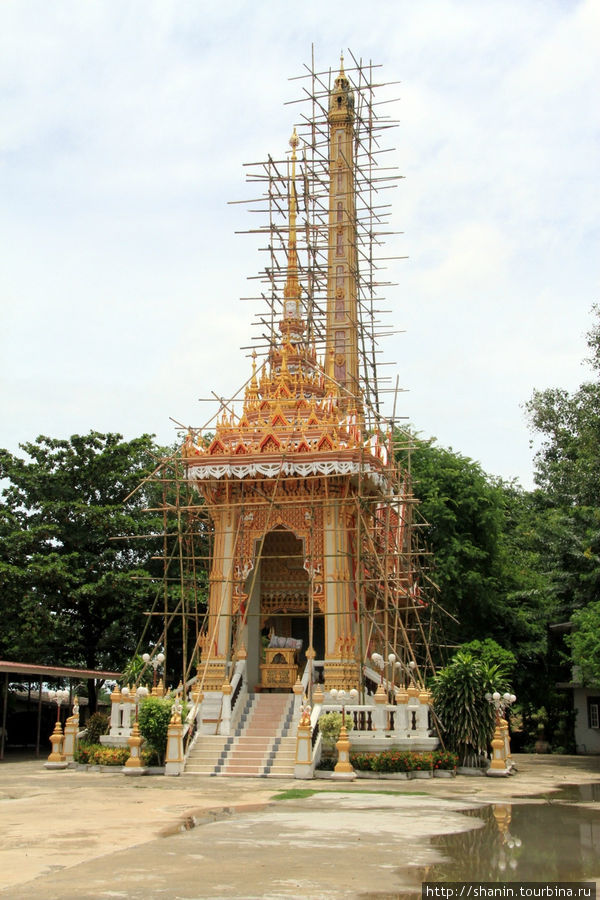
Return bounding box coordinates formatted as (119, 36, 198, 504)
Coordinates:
(431, 651, 510, 767)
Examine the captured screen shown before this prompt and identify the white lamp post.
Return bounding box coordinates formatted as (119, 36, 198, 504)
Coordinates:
(142, 650, 165, 691)
(124, 685, 149, 772)
(45, 688, 70, 767)
(329, 688, 356, 781)
(370, 652, 384, 685)
(486, 690, 517, 776)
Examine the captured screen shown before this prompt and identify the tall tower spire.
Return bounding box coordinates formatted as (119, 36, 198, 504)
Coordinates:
(325, 57, 360, 413)
(280, 128, 305, 345)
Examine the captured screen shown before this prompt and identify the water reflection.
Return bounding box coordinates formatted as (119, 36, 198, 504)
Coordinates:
(419, 795, 600, 883)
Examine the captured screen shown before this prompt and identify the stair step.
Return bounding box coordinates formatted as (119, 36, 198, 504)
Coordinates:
(185, 692, 296, 777)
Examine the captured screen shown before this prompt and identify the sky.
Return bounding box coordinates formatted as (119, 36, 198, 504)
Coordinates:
(1, 0, 598, 488)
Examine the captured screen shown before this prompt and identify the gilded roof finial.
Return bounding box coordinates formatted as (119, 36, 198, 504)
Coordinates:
(340, 51, 345, 77)
(279, 128, 305, 345)
(247, 349, 259, 398)
(284, 128, 300, 311)
(290, 127, 299, 155)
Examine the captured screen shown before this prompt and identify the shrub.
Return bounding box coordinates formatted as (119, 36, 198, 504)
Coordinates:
(316, 755, 336, 770)
(138, 696, 186, 765)
(84, 712, 109, 745)
(318, 711, 354, 747)
(73, 743, 130, 766)
(371, 749, 416, 773)
(350, 752, 377, 771)
(432, 749, 459, 770)
(93, 746, 130, 766)
(73, 743, 103, 764)
(413, 752, 433, 771)
(141, 746, 161, 767)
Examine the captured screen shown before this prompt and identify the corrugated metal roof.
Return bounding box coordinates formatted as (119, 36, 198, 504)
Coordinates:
(0, 661, 121, 679)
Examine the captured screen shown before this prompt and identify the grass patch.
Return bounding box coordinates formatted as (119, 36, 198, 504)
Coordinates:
(272, 789, 318, 800)
(271, 787, 428, 801)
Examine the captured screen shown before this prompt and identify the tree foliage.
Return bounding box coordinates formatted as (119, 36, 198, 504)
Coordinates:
(525, 307, 600, 619)
(526, 307, 600, 509)
(458, 639, 516, 680)
(0, 432, 164, 708)
(524, 310, 600, 693)
(568, 601, 600, 687)
(137, 695, 186, 765)
(399, 435, 548, 679)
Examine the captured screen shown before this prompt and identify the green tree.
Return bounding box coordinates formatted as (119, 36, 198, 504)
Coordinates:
(525, 307, 600, 619)
(401, 437, 504, 644)
(400, 436, 548, 670)
(0, 432, 164, 709)
(568, 601, 600, 687)
(431, 651, 510, 766)
(518, 308, 600, 747)
(458, 638, 517, 680)
(526, 306, 600, 509)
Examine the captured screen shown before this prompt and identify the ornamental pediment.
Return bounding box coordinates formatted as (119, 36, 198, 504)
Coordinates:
(208, 438, 226, 455)
(273, 383, 293, 399)
(317, 433, 334, 451)
(271, 409, 289, 428)
(260, 433, 282, 453)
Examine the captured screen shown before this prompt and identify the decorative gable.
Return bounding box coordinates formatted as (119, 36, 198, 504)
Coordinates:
(260, 433, 282, 453)
(271, 409, 289, 428)
(273, 383, 293, 400)
(208, 438, 226, 455)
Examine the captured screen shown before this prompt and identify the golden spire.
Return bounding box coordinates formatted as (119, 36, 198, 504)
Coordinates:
(283, 129, 301, 319)
(247, 350, 259, 399)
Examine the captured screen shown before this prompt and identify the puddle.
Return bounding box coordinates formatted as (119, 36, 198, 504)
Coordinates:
(158, 786, 600, 897)
(514, 781, 600, 805)
(412, 794, 600, 885)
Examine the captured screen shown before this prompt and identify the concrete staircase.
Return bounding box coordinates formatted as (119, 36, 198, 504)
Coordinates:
(183, 735, 229, 775)
(185, 692, 297, 778)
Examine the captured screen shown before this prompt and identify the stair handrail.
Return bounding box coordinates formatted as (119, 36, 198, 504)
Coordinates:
(218, 658, 247, 736)
(363, 664, 382, 696)
(310, 701, 323, 768)
(300, 658, 312, 695)
(229, 659, 246, 719)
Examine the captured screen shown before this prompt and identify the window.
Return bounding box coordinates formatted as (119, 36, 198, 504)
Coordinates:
(588, 698, 600, 729)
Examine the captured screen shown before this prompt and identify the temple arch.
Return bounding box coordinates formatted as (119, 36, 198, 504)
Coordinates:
(244, 526, 324, 690)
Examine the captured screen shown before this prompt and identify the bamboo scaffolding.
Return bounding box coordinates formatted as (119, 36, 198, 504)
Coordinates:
(119, 49, 450, 695)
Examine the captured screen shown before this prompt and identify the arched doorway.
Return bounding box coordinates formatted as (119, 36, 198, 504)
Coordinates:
(245, 527, 324, 690)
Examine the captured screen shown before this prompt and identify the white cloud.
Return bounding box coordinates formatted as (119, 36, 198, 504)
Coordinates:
(0, 0, 598, 487)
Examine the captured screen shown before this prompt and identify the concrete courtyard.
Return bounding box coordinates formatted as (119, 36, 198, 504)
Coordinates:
(0, 754, 599, 899)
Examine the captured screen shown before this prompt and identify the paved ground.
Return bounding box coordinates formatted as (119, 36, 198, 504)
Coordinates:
(0, 753, 599, 899)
